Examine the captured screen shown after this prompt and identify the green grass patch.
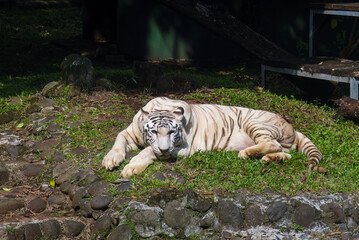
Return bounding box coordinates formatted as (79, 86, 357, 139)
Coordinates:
(94, 88, 359, 196)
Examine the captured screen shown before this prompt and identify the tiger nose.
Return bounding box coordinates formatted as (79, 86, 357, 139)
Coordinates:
(160, 148, 169, 154)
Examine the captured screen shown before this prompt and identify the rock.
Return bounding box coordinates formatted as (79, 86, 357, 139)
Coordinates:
(0, 199, 24, 214)
(24, 223, 42, 240)
(164, 200, 191, 229)
(244, 205, 264, 226)
(199, 213, 214, 229)
(184, 217, 202, 237)
(154, 172, 166, 181)
(148, 189, 179, 207)
(72, 188, 89, 209)
(88, 181, 110, 196)
(70, 146, 90, 156)
(25, 103, 41, 114)
(130, 209, 162, 237)
(48, 192, 67, 206)
(0, 111, 19, 124)
(352, 207, 359, 224)
(41, 106, 54, 114)
(92, 214, 112, 233)
(217, 200, 244, 230)
(90, 194, 113, 210)
(39, 98, 55, 108)
(294, 203, 315, 227)
(34, 138, 60, 152)
(76, 168, 99, 186)
(79, 199, 93, 218)
(7, 227, 24, 240)
(53, 162, 80, 185)
(21, 164, 44, 177)
(42, 81, 60, 96)
(118, 182, 133, 192)
(63, 220, 85, 237)
(61, 54, 95, 90)
(40, 220, 61, 239)
(348, 217, 358, 229)
(66, 84, 82, 98)
(113, 178, 130, 184)
(51, 152, 65, 163)
(267, 202, 288, 222)
(111, 196, 131, 209)
(107, 224, 132, 240)
(27, 198, 47, 213)
(5, 144, 21, 158)
(59, 182, 73, 194)
(0, 167, 10, 185)
(47, 122, 60, 132)
(321, 202, 345, 224)
(28, 112, 43, 121)
(184, 188, 211, 213)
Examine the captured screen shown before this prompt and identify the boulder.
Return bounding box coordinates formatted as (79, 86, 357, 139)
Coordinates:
(61, 54, 95, 90)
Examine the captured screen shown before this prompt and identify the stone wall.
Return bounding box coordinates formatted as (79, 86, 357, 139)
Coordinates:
(2, 176, 359, 239)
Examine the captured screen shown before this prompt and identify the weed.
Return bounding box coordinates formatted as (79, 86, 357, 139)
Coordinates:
(5, 226, 15, 232)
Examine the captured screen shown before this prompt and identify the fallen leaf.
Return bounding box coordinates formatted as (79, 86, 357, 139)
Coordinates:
(17, 123, 24, 128)
(328, 232, 342, 236)
(2, 188, 11, 191)
(49, 178, 56, 187)
(203, 191, 213, 195)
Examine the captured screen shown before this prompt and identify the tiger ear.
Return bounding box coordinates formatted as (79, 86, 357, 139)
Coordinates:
(173, 107, 184, 116)
(141, 108, 149, 116)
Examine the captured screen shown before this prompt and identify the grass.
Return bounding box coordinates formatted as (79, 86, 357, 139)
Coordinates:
(91, 87, 359, 196)
(1, 6, 359, 197)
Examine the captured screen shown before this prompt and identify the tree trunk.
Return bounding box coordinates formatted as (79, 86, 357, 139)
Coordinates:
(155, 0, 293, 61)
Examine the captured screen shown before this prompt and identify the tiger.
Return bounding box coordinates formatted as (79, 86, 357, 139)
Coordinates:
(102, 97, 322, 178)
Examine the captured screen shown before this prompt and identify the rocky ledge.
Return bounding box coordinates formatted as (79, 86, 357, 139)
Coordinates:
(1, 176, 359, 240)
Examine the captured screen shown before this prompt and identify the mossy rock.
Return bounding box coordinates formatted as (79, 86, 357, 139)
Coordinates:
(61, 54, 95, 90)
(0, 111, 20, 124)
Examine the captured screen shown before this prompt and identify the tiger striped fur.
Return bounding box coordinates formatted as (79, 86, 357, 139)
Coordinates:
(102, 97, 322, 178)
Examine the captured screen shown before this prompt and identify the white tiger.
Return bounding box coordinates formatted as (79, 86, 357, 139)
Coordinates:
(102, 97, 322, 178)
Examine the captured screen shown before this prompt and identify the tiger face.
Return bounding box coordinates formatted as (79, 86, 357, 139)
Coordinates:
(143, 109, 184, 159)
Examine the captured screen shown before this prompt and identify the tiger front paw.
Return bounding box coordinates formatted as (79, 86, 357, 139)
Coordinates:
(102, 149, 125, 170)
(121, 164, 145, 178)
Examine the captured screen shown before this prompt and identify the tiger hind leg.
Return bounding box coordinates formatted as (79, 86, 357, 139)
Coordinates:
(238, 139, 282, 159)
(260, 152, 292, 163)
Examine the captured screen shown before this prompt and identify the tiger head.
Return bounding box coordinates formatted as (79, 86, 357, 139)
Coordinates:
(142, 107, 185, 159)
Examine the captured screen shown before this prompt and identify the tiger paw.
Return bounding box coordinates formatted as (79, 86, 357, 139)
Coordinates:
(260, 152, 291, 163)
(238, 150, 249, 159)
(121, 164, 144, 178)
(102, 150, 125, 170)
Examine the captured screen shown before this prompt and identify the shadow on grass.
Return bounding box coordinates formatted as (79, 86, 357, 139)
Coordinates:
(0, 7, 82, 98)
